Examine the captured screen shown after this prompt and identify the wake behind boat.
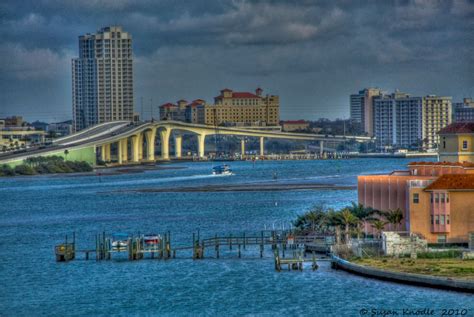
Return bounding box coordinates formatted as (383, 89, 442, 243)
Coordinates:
(212, 164, 234, 176)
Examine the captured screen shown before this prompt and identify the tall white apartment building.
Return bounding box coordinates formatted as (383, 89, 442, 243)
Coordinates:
(374, 92, 423, 150)
(72, 26, 133, 131)
(373, 92, 451, 151)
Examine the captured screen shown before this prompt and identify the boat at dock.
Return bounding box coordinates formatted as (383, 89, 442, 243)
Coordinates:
(110, 233, 129, 251)
(212, 164, 233, 176)
(143, 234, 161, 245)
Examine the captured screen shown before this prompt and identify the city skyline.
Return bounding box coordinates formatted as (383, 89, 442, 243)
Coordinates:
(1, 0, 473, 122)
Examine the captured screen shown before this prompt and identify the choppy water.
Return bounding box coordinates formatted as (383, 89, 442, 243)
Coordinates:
(0, 159, 472, 316)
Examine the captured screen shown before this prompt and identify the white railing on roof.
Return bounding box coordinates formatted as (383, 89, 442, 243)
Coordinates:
(408, 179, 433, 188)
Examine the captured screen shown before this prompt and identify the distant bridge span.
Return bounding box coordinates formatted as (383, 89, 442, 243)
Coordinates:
(0, 120, 372, 166)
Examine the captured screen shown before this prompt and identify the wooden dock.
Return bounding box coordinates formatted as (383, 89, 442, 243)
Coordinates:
(54, 230, 334, 270)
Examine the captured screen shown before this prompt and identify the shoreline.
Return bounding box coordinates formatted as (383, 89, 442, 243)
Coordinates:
(331, 255, 474, 293)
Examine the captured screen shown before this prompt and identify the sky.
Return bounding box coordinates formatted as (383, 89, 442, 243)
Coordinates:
(0, 0, 473, 123)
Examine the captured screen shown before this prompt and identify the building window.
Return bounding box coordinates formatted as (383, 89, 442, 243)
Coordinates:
(437, 235, 447, 243)
(435, 193, 439, 203)
(446, 215, 450, 225)
(413, 193, 419, 204)
(430, 215, 434, 225)
(435, 215, 440, 225)
(440, 215, 445, 225)
(462, 140, 468, 150)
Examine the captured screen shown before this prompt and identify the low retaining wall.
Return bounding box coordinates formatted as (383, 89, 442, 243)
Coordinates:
(331, 255, 474, 293)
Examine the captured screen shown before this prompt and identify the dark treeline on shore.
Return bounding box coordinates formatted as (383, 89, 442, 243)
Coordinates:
(0, 156, 93, 177)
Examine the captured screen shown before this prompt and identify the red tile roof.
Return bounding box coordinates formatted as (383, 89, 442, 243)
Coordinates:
(409, 161, 474, 168)
(424, 174, 474, 191)
(438, 122, 474, 134)
(215, 92, 260, 99)
(160, 102, 176, 108)
(187, 101, 204, 107)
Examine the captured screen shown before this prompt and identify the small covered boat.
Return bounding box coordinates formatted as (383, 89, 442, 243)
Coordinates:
(143, 234, 161, 245)
(212, 164, 233, 176)
(110, 233, 129, 251)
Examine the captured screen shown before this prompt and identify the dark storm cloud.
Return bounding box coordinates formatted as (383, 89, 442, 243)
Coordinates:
(0, 0, 473, 121)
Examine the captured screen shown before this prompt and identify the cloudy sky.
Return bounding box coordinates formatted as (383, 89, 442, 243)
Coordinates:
(0, 0, 473, 122)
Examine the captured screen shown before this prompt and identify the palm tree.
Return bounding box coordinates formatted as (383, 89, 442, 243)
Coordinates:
(337, 208, 359, 244)
(64, 149, 69, 161)
(383, 208, 404, 231)
(292, 205, 329, 233)
(348, 202, 373, 238)
(370, 219, 388, 239)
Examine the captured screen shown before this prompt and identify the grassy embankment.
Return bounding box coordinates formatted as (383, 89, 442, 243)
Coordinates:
(350, 252, 474, 280)
(0, 156, 93, 177)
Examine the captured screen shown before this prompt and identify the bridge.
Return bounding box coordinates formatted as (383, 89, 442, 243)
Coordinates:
(0, 120, 372, 166)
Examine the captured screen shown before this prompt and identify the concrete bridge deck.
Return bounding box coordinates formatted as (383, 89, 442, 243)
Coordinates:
(0, 120, 372, 166)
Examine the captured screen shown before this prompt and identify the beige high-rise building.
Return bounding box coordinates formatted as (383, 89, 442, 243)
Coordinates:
(422, 95, 452, 150)
(203, 88, 279, 126)
(159, 88, 280, 127)
(72, 26, 133, 131)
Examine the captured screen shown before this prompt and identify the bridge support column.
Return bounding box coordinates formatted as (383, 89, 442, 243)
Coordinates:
(145, 129, 156, 161)
(260, 137, 264, 157)
(137, 133, 144, 161)
(159, 128, 171, 160)
(100, 144, 107, 162)
(120, 138, 128, 163)
(241, 139, 245, 158)
(320, 140, 324, 156)
(117, 140, 123, 165)
(174, 135, 182, 158)
(130, 135, 140, 162)
(102, 144, 111, 162)
(197, 134, 206, 158)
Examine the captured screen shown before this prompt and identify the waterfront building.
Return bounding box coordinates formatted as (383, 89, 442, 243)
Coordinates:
(350, 88, 383, 136)
(29, 121, 49, 131)
(281, 120, 310, 132)
(159, 99, 205, 124)
(72, 26, 134, 132)
(0, 128, 46, 150)
(422, 95, 452, 150)
(358, 123, 474, 244)
(0, 116, 25, 127)
(205, 88, 279, 127)
(438, 122, 474, 163)
(373, 92, 423, 150)
(453, 98, 474, 122)
(48, 120, 74, 137)
(159, 88, 280, 127)
(373, 92, 451, 151)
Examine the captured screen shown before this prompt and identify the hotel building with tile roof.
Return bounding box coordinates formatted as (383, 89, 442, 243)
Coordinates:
(358, 122, 474, 244)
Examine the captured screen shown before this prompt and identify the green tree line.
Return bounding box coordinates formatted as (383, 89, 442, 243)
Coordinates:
(0, 156, 93, 177)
